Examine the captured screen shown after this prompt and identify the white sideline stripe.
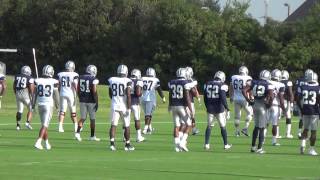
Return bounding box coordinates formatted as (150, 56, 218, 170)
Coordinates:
(0, 120, 300, 126)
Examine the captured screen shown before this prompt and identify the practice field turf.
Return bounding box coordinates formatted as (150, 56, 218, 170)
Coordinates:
(0, 76, 319, 180)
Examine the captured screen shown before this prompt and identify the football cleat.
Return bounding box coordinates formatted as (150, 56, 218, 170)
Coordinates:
(308, 148, 318, 156)
(45, 141, 51, 150)
(286, 134, 293, 139)
(75, 133, 82, 142)
(136, 136, 145, 143)
(298, 133, 302, 139)
(256, 148, 265, 154)
(192, 127, 200, 135)
(241, 128, 249, 137)
(25, 122, 33, 130)
(300, 146, 305, 155)
(276, 135, 282, 139)
(110, 145, 116, 151)
(175, 145, 181, 152)
(124, 144, 135, 151)
(235, 131, 240, 137)
(179, 143, 189, 152)
(224, 144, 232, 150)
(16, 125, 21, 131)
(204, 144, 210, 150)
(58, 126, 64, 133)
(35, 141, 43, 150)
(89, 136, 100, 141)
(272, 142, 281, 146)
(250, 146, 257, 153)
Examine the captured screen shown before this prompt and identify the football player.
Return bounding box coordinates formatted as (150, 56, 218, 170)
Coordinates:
(168, 68, 193, 152)
(75, 65, 100, 142)
(298, 71, 319, 156)
(57, 60, 79, 133)
(13, 66, 34, 130)
(34, 65, 59, 150)
(185, 66, 201, 135)
(0, 61, 7, 109)
(108, 64, 134, 151)
(203, 71, 232, 150)
(243, 70, 274, 154)
(130, 69, 145, 142)
(230, 66, 253, 137)
(266, 69, 285, 146)
(281, 70, 294, 138)
(141, 67, 165, 134)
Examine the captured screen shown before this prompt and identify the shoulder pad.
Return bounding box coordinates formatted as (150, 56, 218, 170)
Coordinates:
(221, 84, 228, 92)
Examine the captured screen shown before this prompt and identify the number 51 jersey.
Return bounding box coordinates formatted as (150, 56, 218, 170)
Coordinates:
(79, 74, 99, 103)
(35, 78, 59, 106)
(298, 84, 320, 115)
(108, 77, 132, 111)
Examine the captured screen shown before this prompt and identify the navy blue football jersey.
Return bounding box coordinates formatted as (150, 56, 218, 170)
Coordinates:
(298, 84, 320, 115)
(295, 77, 307, 91)
(204, 80, 229, 114)
(14, 74, 34, 90)
(79, 74, 99, 103)
(168, 78, 191, 106)
(250, 79, 273, 100)
(131, 78, 143, 105)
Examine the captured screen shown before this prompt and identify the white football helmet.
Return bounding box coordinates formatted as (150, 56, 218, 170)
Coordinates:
(131, 69, 141, 79)
(146, 67, 156, 77)
(304, 69, 314, 79)
(42, 65, 54, 78)
(271, 69, 281, 81)
(176, 68, 187, 78)
(281, 70, 289, 80)
(21, 66, 32, 76)
(185, 66, 193, 80)
(214, 71, 226, 82)
(117, 64, 128, 77)
(86, 65, 97, 77)
(239, 66, 249, 76)
(305, 71, 318, 83)
(259, 70, 271, 80)
(65, 60, 75, 72)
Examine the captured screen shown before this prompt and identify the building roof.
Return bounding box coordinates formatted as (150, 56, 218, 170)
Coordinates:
(285, 0, 319, 22)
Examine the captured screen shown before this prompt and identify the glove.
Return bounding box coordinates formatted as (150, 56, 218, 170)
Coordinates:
(226, 111, 230, 120)
(95, 103, 99, 112)
(162, 97, 166, 103)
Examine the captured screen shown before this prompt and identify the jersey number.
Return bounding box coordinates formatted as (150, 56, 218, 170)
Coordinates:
(37, 85, 52, 97)
(252, 85, 265, 97)
(205, 84, 219, 98)
(111, 84, 125, 96)
(16, 77, 27, 88)
(61, 76, 71, 87)
(233, 79, 243, 90)
(170, 84, 183, 99)
(302, 90, 317, 105)
(143, 80, 153, 91)
(80, 79, 90, 93)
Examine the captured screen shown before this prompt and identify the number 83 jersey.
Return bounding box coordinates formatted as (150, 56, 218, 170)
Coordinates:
(108, 77, 132, 111)
(298, 84, 320, 115)
(35, 78, 59, 106)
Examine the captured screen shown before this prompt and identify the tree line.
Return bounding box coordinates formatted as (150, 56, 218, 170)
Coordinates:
(0, 0, 319, 89)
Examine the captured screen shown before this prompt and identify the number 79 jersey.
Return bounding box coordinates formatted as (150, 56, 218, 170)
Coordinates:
(168, 79, 192, 106)
(298, 84, 320, 115)
(35, 78, 59, 106)
(108, 77, 132, 111)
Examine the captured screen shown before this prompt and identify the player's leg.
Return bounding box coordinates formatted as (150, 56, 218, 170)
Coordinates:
(204, 113, 214, 150)
(123, 110, 134, 151)
(109, 110, 120, 151)
(308, 115, 318, 155)
(147, 102, 156, 132)
(171, 107, 181, 152)
(300, 115, 309, 154)
(242, 101, 253, 136)
(217, 112, 231, 150)
(15, 98, 23, 130)
(75, 103, 87, 141)
(190, 103, 199, 135)
(35, 105, 52, 150)
(24, 97, 33, 130)
(88, 103, 100, 141)
(297, 103, 303, 138)
(233, 101, 241, 136)
(285, 101, 293, 138)
(68, 97, 78, 132)
(179, 107, 191, 152)
(132, 105, 144, 142)
(58, 96, 67, 132)
(271, 106, 280, 146)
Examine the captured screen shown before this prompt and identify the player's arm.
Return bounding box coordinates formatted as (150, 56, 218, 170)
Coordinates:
(278, 92, 285, 111)
(53, 82, 60, 109)
(126, 84, 132, 109)
(229, 82, 234, 102)
(265, 89, 274, 109)
(92, 83, 99, 111)
(32, 85, 38, 109)
(12, 78, 17, 94)
(135, 85, 142, 97)
(184, 88, 193, 117)
(28, 80, 35, 101)
(156, 86, 165, 103)
(288, 85, 294, 103)
(220, 85, 230, 111)
(242, 85, 253, 104)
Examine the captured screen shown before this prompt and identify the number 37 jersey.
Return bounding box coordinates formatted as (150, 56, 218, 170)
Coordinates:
(35, 78, 59, 106)
(108, 77, 132, 111)
(298, 84, 320, 115)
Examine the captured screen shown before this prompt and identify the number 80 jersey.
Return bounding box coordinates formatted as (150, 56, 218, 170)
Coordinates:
(108, 77, 132, 111)
(35, 78, 59, 106)
(298, 84, 320, 115)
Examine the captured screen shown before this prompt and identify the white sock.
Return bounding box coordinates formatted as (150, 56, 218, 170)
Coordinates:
(178, 132, 183, 140)
(301, 139, 306, 147)
(59, 122, 63, 128)
(110, 138, 115, 142)
(36, 138, 42, 144)
(174, 137, 180, 145)
(149, 124, 152, 130)
(272, 136, 277, 144)
(74, 122, 78, 132)
(298, 128, 302, 134)
(286, 124, 291, 135)
(276, 126, 280, 137)
(264, 129, 267, 137)
(181, 133, 189, 144)
(245, 121, 250, 129)
(143, 126, 148, 131)
(137, 129, 141, 137)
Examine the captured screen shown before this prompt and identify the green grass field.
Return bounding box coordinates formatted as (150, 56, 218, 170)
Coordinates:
(0, 76, 319, 180)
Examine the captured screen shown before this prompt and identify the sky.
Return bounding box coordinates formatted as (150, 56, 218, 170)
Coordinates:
(218, 0, 306, 24)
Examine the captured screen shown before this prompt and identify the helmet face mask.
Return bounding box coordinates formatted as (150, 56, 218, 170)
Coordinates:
(239, 66, 248, 76)
(65, 60, 75, 72)
(131, 69, 141, 79)
(42, 65, 54, 78)
(260, 70, 271, 80)
(117, 64, 128, 77)
(146, 67, 156, 77)
(21, 66, 32, 76)
(86, 65, 97, 77)
(185, 67, 193, 80)
(305, 71, 318, 83)
(176, 68, 187, 79)
(214, 71, 226, 82)
(271, 69, 281, 81)
(281, 70, 289, 80)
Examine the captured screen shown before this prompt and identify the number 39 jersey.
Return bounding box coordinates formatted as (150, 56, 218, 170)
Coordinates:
(168, 78, 192, 106)
(35, 78, 59, 106)
(79, 74, 99, 103)
(141, 77, 160, 102)
(298, 84, 320, 115)
(14, 74, 34, 91)
(57, 71, 79, 97)
(108, 77, 132, 111)
(250, 80, 274, 100)
(231, 75, 252, 101)
(204, 80, 229, 114)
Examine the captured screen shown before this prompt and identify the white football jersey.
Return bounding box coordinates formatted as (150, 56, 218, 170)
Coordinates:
(141, 77, 160, 102)
(57, 71, 79, 97)
(35, 78, 59, 106)
(108, 77, 132, 111)
(268, 80, 285, 105)
(231, 75, 252, 101)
